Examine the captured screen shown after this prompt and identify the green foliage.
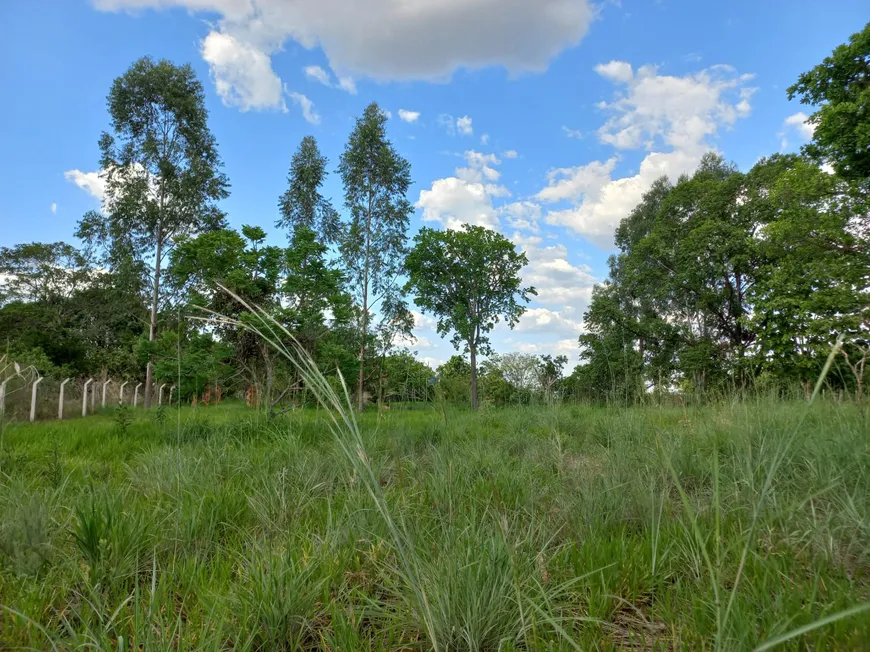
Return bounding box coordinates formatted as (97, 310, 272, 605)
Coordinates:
(1, 402, 869, 649)
(405, 224, 535, 407)
(75, 55, 229, 406)
(788, 22, 870, 181)
(278, 135, 341, 243)
(113, 402, 133, 435)
(339, 102, 413, 410)
(577, 152, 869, 402)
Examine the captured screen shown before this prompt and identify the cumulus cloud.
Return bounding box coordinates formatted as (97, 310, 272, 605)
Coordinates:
(304, 64, 331, 86)
(480, 134, 490, 145)
(594, 60, 634, 83)
(96, 0, 594, 108)
(456, 151, 501, 184)
(417, 178, 499, 230)
(501, 201, 541, 232)
(304, 65, 357, 94)
(780, 111, 815, 149)
(562, 126, 583, 139)
(338, 76, 357, 94)
(412, 310, 439, 332)
(64, 169, 107, 204)
(537, 62, 756, 245)
(515, 307, 583, 337)
(398, 109, 421, 123)
(50, 203, 57, 215)
(288, 92, 320, 124)
(502, 149, 518, 159)
(513, 233, 597, 307)
(201, 31, 285, 111)
(437, 114, 474, 136)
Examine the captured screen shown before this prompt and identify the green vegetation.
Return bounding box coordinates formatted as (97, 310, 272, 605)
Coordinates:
(1, 401, 868, 649)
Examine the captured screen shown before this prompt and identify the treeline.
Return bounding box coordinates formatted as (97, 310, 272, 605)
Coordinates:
(0, 59, 534, 411)
(2, 24, 869, 408)
(568, 23, 870, 403)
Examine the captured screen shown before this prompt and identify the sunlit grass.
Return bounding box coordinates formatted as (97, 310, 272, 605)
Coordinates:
(0, 397, 868, 649)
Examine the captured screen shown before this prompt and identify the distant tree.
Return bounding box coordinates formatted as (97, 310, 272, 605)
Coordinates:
(339, 103, 413, 411)
(169, 225, 282, 403)
(537, 354, 568, 402)
(278, 135, 341, 243)
(437, 355, 470, 379)
(497, 352, 540, 395)
(788, 22, 870, 181)
(0, 242, 88, 306)
(405, 224, 535, 408)
(76, 56, 229, 408)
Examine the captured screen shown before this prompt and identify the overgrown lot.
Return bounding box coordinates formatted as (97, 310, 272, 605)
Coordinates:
(1, 401, 868, 649)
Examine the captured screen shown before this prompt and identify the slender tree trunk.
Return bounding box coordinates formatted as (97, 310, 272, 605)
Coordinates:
(469, 341, 478, 409)
(357, 203, 372, 413)
(144, 224, 163, 409)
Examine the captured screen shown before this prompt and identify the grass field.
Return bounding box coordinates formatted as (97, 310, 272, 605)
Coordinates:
(1, 400, 868, 650)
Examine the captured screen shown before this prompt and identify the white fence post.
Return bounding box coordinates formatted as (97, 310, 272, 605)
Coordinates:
(0, 380, 8, 419)
(158, 383, 167, 406)
(134, 383, 142, 407)
(58, 378, 71, 420)
(30, 377, 43, 422)
(169, 385, 176, 405)
(82, 378, 94, 417)
(119, 381, 128, 404)
(101, 379, 111, 408)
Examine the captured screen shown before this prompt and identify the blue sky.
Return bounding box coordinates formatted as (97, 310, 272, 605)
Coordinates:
(1, 0, 867, 369)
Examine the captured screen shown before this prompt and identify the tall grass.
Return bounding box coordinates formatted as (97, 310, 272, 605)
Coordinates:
(0, 321, 868, 648)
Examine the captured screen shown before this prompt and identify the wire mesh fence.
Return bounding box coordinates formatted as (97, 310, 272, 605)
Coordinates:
(0, 365, 150, 423)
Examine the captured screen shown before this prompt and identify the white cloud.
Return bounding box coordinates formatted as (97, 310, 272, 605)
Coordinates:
(505, 338, 579, 358)
(537, 62, 755, 245)
(502, 149, 518, 159)
(456, 150, 501, 184)
(513, 233, 597, 307)
(288, 92, 320, 124)
(304, 65, 357, 94)
(50, 203, 57, 215)
(457, 115, 473, 135)
(562, 126, 583, 139)
(96, 0, 595, 85)
(480, 133, 490, 145)
(420, 356, 444, 370)
(596, 63, 755, 151)
(201, 30, 285, 111)
(594, 60, 633, 83)
(412, 310, 439, 331)
(781, 111, 815, 148)
(304, 64, 331, 86)
(502, 201, 541, 232)
(398, 109, 421, 123)
(516, 307, 583, 337)
(64, 169, 107, 204)
(417, 177, 498, 230)
(338, 76, 357, 94)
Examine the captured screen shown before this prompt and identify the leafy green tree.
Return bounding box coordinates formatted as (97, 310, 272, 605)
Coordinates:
(76, 56, 229, 408)
(0, 242, 89, 306)
(278, 135, 341, 243)
(437, 355, 471, 379)
(405, 224, 535, 408)
(748, 155, 870, 385)
(788, 23, 870, 181)
(537, 354, 568, 402)
(169, 225, 283, 402)
(338, 103, 413, 411)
